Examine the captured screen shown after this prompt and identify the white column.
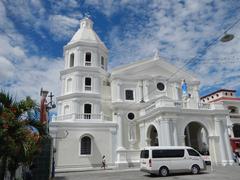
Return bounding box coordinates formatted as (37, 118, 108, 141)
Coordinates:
(138, 80, 144, 102)
(143, 80, 149, 101)
(161, 119, 172, 146)
(72, 100, 78, 120)
(223, 126, 234, 165)
(215, 117, 228, 165)
(76, 47, 80, 66)
(116, 81, 122, 102)
(75, 74, 80, 92)
(61, 77, 65, 95)
(139, 123, 145, 148)
(172, 120, 179, 146)
(128, 122, 137, 149)
(117, 113, 125, 150)
(179, 135, 185, 146)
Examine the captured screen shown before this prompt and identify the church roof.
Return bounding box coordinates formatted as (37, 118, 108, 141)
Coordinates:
(111, 55, 199, 83)
(68, 17, 107, 49)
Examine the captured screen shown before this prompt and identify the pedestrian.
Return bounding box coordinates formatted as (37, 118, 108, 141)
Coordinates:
(101, 155, 106, 170)
(23, 164, 34, 180)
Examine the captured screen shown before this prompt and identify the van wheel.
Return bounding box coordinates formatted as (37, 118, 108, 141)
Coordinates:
(159, 166, 169, 177)
(191, 165, 200, 174)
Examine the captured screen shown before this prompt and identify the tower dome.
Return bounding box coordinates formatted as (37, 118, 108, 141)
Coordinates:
(68, 17, 107, 49)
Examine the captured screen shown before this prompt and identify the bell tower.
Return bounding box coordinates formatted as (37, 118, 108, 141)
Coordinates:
(56, 17, 110, 122)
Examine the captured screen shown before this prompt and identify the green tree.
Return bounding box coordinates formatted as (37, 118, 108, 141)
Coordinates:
(0, 91, 46, 180)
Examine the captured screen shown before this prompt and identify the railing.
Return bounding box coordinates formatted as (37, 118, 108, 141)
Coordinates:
(57, 113, 111, 121)
(85, 86, 91, 91)
(198, 103, 210, 109)
(85, 62, 91, 66)
(142, 100, 212, 115)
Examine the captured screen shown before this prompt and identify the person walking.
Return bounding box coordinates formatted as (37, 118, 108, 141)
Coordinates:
(101, 155, 106, 170)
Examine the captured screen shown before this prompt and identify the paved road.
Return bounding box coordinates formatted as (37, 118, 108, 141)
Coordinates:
(54, 166, 240, 180)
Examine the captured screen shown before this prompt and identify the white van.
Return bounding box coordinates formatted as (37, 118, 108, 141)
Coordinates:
(140, 146, 206, 176)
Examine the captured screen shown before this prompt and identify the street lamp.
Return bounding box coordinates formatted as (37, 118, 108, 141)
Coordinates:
(220, 33, 235, 42)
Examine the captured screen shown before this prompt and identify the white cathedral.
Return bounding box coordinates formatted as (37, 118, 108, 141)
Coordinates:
(50, 17, 234, 172)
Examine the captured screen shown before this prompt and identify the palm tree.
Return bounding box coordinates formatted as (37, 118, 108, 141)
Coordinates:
(0, 91, 46, 180)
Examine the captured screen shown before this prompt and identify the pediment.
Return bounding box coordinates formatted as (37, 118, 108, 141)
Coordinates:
(111, 57, 198, 82)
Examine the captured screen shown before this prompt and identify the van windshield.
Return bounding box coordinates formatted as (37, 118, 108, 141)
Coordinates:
(140, 150, 149, 159)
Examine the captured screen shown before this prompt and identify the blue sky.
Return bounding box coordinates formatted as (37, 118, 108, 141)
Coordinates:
(0, 0, 240, 102)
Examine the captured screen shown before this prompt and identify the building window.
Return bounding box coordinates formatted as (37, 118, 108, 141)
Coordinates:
(85, 52, 91, 66)
(225, 92, 228, 96)
(84, 104, 92, 119)
(230, 93, 233, 96)
(228, 106, 238, 114)
(101, 56, 104, 69)
(127, 112, 135, 120)
(85, 77, 91, 91)
(157, 82, 165, 91)
(80, 136, 91, 155)
(70, 53, 74, 67)
(211, 96, 214, 99)
(66, 78, 72, 92)
(233, 124, 240, 138)
(125, 90, 134, 100)
(216, 94, 219, 97)
(203, 100, 205, 102)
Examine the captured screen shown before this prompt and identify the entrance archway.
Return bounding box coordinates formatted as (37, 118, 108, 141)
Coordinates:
(147, 125, 158, 146)
(184, 122, 209, 155)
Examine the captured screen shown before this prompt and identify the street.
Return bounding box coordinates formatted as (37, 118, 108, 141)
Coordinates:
(55, 165, 240, 180)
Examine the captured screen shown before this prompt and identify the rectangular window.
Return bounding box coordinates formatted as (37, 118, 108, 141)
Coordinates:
(125, 90, 134, 100)
(140, 150, 149, 159)
(85, 77, 91, 91)
(152, 149, 185, 158)
(85, 52, 91, 66)
(101, 56, 104, 69)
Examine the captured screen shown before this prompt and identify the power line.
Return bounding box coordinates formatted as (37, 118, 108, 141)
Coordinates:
(139, 16, 240, 102)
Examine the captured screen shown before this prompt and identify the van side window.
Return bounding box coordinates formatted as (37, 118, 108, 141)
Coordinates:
(140, 150, 149, 158)
(187, 149, 200, 156)
(152, 149, 184, 158)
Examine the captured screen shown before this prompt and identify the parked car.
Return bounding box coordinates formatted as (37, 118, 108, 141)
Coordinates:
(140, 146, 206, 176)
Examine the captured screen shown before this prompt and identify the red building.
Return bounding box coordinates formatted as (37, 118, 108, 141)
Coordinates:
(201, 89, 240, 153)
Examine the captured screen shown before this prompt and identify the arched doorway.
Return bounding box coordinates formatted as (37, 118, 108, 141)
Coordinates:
(147, 125, 158, 146)
(184, 122, 209, 155)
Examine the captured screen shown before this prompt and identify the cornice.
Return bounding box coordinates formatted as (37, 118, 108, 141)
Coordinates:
(57, 92, 101, 101)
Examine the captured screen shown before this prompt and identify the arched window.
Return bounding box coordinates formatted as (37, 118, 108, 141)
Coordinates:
(85, 52, 91, 66)
(101, 56, 104, 69)
(85, 77, 91, 91)
(84, 104, 92, 119)
(66, 78, 72, 92)
(70, 53, 74, 67)
(80, 136, 91, 155)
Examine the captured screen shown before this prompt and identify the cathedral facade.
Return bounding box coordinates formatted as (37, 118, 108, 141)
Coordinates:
(50, 18, 234, 172)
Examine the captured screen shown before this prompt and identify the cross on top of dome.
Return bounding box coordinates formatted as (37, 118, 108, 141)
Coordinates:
(80, 17, 93, 29)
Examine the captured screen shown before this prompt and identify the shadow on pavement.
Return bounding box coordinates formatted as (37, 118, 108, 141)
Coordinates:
(144, 171, 210, 178)
(53, 176, 67, 180)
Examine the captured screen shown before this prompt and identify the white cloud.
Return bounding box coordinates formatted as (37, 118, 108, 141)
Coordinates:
(0, 57, 15, 80)
(48, 15, 79, 41)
